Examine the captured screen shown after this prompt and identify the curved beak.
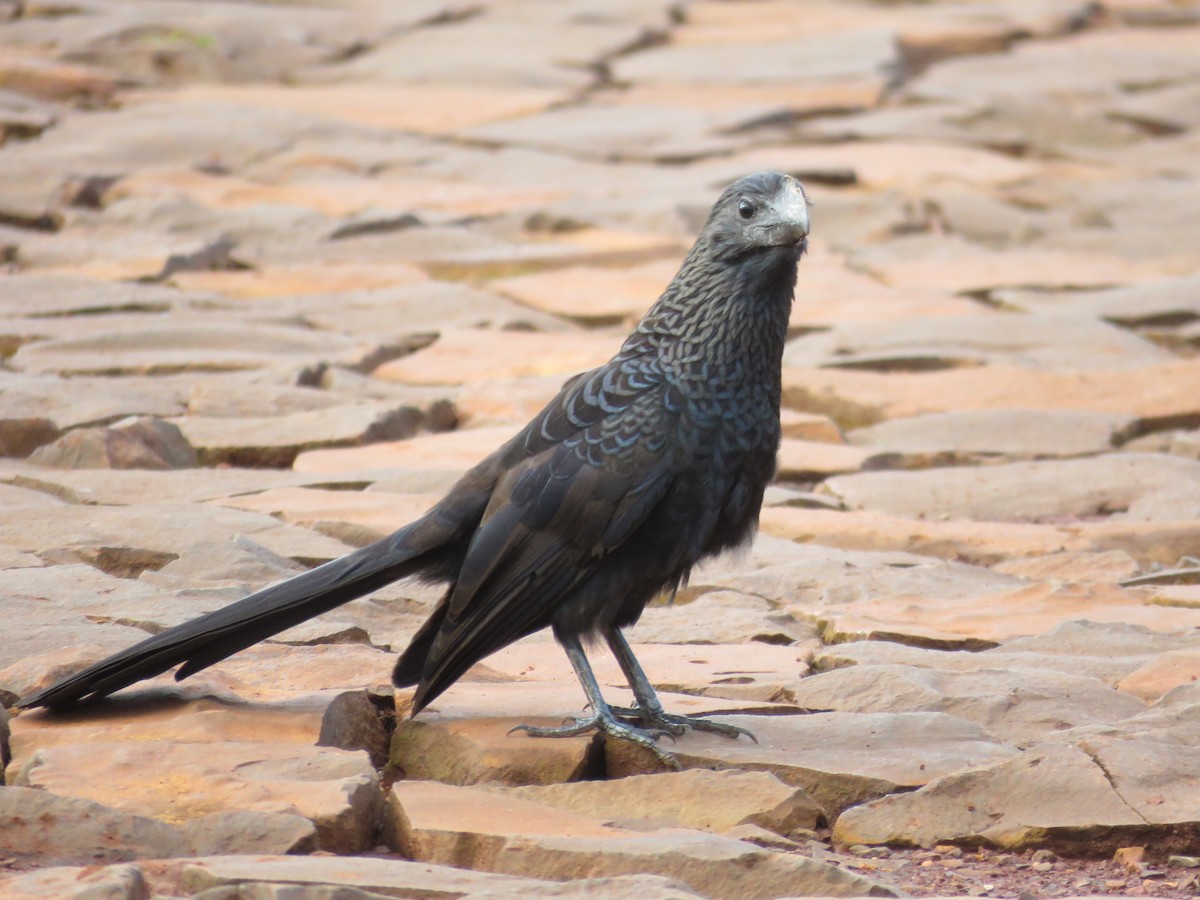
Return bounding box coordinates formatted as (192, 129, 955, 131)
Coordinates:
(759, 176, 810, 247)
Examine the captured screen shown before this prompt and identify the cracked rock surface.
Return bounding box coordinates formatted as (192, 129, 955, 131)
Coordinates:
(2, 1, 1200, 898)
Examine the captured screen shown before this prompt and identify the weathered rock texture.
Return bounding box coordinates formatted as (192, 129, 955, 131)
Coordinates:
(2, 0, 1199, 897)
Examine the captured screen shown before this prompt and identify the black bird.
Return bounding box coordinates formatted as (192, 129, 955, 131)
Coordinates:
(19, 172, 810, 762)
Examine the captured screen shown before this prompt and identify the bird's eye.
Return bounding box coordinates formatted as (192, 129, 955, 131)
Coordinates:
(738, 199, 755, 220)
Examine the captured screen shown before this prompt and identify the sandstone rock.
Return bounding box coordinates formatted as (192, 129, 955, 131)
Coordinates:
(212, 487, 439, 545)
(833, 742, 1145, 853)
(624, 591, 819, 650)
(10, 322, 364, 377)
(760, 505, 1087, 566)
(797, 581, 1200, 649)
(30, 416, 196, 469)
(14, 740, 383, 852)
(1116, 650, 1200, 702)
(1000, 619, 1200, 659)
(0, 501, 352, 568)
(785, 314, 1170, 372)
(613, 26, 897, 89)
(777, 438, 871, 480)
(452, 374, 567, 429)
(293, 426, 517, 479)
(608, 711, 1017, 818)
(788, 663, 1145, 746)
(0, 416, 58, 458)
(492, 259, 675, 325)
(387, 780, 889, 899)
(846, 410, 1136, 463)
(139, 536, 305, 590)
(823, 453, 1200, 522)
(0, 785, 186, 864)
(992, 550, 1141, 584)
(317, 689, 391, 769)
(374, 329, 620, 387)
(782, 359, 1200, 429)
(172, 403, 428, 468)
(175, 855, 549, 898)
(180, 810, 316, 856)
(143, 82, 570, 134)
(389, 715, 599, 788)
(0, 462, 360, 506)
(507, 768, 822, 839)
(0, 863, 148, 900)
(483, 632, 813, 704)
(463, 101, 768, 162)
(187, 872, 706, 900)
(689, 535, 1025, 609)
(995, 272, 1200, 326)
(813, 639, 1150, 687)
(0, 371, 189, 431)
(294, 279, 570, 337)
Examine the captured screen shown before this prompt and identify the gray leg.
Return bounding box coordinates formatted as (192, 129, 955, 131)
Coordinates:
(509, 632, 683, 768)
(605, 628, 756, 742)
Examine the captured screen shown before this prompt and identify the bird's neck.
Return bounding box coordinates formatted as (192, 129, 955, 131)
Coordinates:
(636, 244, 798, 379)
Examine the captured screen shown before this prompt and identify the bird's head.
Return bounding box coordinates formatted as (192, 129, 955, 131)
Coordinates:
(702, 172, 810, 262)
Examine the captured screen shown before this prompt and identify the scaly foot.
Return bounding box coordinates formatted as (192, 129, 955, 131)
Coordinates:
(509, 709, 682, 768)
(609, 704, 757, 742)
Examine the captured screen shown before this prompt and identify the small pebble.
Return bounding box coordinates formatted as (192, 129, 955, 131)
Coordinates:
(935, 844, 964, 858)
(1030, 848, 1057, 863)
(1032, 861, 1054, 873)
(848, 844, 889, 858)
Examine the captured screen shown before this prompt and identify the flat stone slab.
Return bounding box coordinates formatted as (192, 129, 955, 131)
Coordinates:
(14, 739, 382, 852)
(10, 321, 365, 376)
(823, 453, 1200, 522)
(609, 711, 1018, 820)
(374, 328, 621, 386)
(836, 700, 1200, 856)
(784, 313, 1171, 372)
(388, 780, 891, 899)
(0, 500, 352, 566)
(170, 402, 433, 467)
(165, 854, 572, 898)
(492, 259, 675, 325)
(812, 637, 1157, 688)
(788, 663, 1145, 747)
(293, 425, 518, 479)
(689, 535, 1025, 611)
(796, 581, 1200, 649)
(506, 768, 822, 839)
(846, 409, 1137, 463)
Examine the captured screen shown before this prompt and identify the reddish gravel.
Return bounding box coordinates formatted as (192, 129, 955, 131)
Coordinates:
(804, 844, 1200, 898)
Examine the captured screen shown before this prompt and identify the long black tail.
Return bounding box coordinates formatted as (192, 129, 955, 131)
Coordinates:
(18, 517, 449, 710)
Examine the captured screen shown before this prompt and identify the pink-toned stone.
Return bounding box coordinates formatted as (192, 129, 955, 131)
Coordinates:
(725, 141, 1037, 190)
(760, 506, 1088, 565)
(172, 263, 428, 298)
(293, 426, 518, 476)
(776, 439, 870, 480)
(993, 551, 1141, 585)
(780, 409, 843, 443)
(782, 359, 1200, 428)
(14, 739, 382, 851)
(799, 581, 1200, 649)
(213, 487, 438, 541)
(128, 83, 571, 134)
(1117, 650, 1200, 702)
(853, 235, 1169, 294)
(374, 329, 621, 386)
(491, 259, 675, 325)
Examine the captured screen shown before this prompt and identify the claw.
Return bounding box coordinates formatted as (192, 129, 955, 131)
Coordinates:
(507, 709, 683, 768)
(608, 704, 757, 743)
